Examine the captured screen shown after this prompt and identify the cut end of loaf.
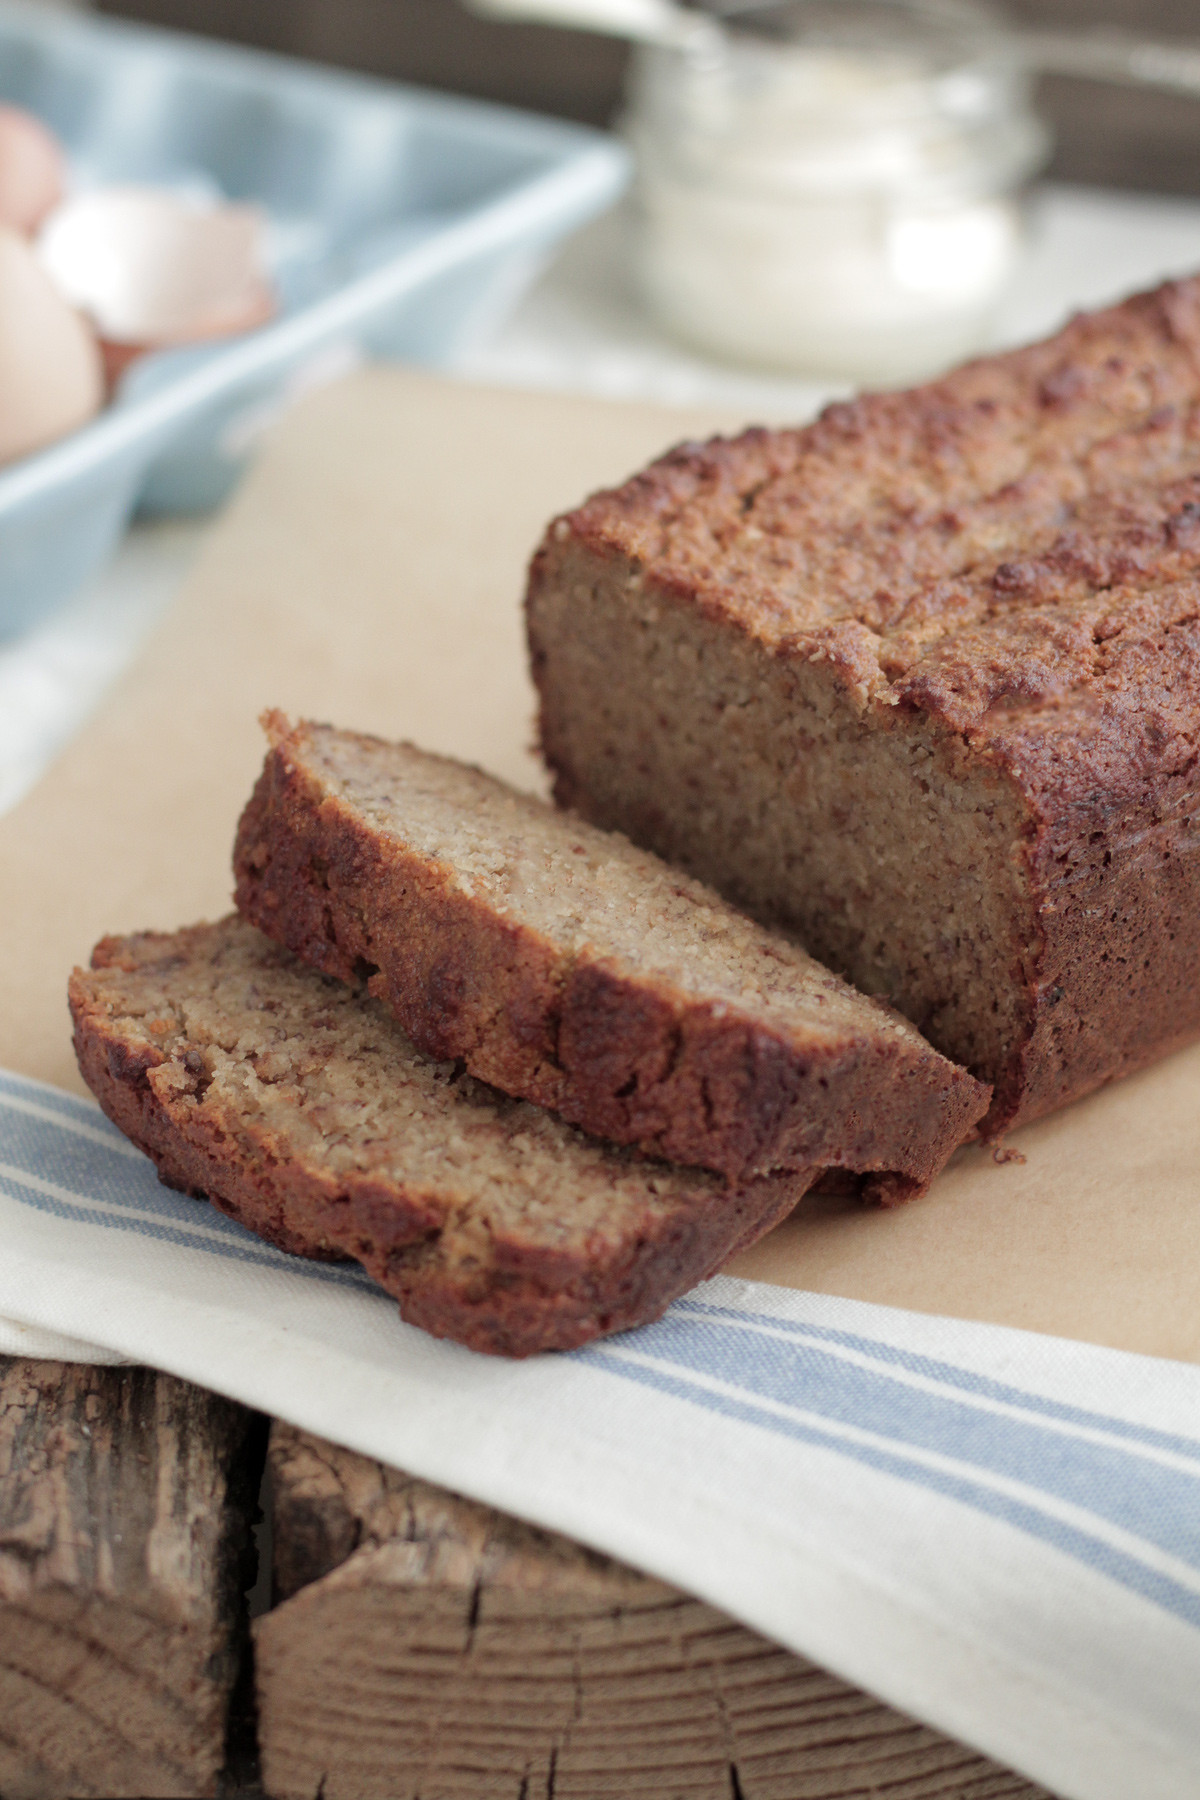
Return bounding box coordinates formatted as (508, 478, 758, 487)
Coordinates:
(528, 543, 1025, 1132)
(527, 277, 1200, 1133)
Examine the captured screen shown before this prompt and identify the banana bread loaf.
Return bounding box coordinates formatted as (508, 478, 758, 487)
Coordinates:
(527, 274, 1200, 1135)
(69, 918, 810, 1357)
(233, 713, 988, 1198)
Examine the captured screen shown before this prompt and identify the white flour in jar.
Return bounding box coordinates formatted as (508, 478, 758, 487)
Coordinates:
(629, 29, 1047, 381)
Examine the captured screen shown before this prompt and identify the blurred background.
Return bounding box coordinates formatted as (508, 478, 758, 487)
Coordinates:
(96, 0, 1200, 195)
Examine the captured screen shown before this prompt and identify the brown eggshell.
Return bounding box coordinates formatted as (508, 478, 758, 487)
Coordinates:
(38, 186, 275, 355)
(0, 226, 103, 464)
(0, 105, 66, 236)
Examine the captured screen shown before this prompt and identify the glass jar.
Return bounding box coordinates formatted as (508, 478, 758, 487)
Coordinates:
(626, 0, 1050, 383)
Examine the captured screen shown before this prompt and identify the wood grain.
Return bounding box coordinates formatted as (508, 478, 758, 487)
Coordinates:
(256, 1423, 1054, 1800)
(0, 1358, 262, 1800)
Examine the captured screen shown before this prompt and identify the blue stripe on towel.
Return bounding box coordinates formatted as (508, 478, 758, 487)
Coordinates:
(584, 1346, 1200, 1631)
(0, 1075, 377, 1290)
(0, 1069, 110, 1126)
(676, 1297, 1200, 1462)
(596, 1311, 1200, 1565)
(0, 1165, 374, 1288)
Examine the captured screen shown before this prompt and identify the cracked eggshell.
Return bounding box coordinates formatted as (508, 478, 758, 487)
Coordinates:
(0, 226, 103, 465)
(0, 106, 65, 236)
(38, 186, 275, 365)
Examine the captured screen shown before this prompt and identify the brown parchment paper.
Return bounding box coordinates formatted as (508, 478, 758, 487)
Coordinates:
(3, 366, 1198, 1365)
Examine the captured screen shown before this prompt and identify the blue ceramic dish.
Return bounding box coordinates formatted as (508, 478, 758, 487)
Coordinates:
(0, 2, 628, 632)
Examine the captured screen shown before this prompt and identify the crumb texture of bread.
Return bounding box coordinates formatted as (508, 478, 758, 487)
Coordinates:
(527, 275, 1200, 1134)
(233, 714, 989, 1194)
(68, 917, 809, 1358)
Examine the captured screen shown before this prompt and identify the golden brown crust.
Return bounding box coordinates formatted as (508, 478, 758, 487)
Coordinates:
(527, 275, 1200, 1132)
(69, 921, 808, 1358)
(552, 278, 1200, 688)
(233, 717, 988, 1191)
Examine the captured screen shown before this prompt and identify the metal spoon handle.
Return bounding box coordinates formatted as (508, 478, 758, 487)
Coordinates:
(465, 0, 715, 49)
(1019, 27, 1200, 100)
(468, 0, 1200, 98)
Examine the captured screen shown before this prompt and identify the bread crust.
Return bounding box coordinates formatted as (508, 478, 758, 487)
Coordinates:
(527, 276, 1200, 1133)
(69, 923, 807, 1358)
(233, 716, 988, 1194)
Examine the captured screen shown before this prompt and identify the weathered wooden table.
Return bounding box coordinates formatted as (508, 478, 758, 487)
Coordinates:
(0, 1357, 1056, 1799)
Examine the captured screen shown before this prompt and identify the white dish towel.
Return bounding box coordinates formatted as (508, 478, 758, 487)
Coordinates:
(2, 1063, 1198, 1800)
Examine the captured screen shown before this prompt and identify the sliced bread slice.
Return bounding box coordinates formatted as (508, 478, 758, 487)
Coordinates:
(69, 917, 808, 1357)
(233, 714, 989, 1199)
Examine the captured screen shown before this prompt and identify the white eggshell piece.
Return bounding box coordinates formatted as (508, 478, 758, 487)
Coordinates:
(0, 105, 65, 236)
(38, 185, 274, 345)
(0, 226, 103, 465)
